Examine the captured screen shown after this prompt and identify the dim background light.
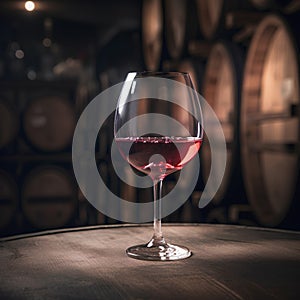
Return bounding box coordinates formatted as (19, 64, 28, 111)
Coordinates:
(25, 1, 35, 12)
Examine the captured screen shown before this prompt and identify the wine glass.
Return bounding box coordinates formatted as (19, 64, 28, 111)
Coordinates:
(114, 71, 203, 260)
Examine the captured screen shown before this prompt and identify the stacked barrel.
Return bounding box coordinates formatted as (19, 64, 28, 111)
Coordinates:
(140, 0, 300, 229)
(0, 81, 84, 236)
(241, 14, 299, 228)
(2, 1, 299, 235)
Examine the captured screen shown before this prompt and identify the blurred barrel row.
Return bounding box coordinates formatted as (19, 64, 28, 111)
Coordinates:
(0, 80, 106, 236)
(1, 0, 300, 236)
(138, 0, 300, 229)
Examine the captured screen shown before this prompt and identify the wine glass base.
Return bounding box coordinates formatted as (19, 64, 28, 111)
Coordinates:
(126, 238, 192, 261)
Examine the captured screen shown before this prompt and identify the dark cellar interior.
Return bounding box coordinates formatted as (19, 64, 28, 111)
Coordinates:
(0, 0, 300, 236)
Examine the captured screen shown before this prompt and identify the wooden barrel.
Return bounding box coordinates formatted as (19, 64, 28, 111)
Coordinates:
(22, 166, 77, 229)
(195, 0, 254, 40)
(195, 0, 224, 39)
(241, 15, 300, 228)
(164, 0, 187, 60)
(1, 224, 300, 299)
(0, 170, 18, 230)
(142, 0, 163, 71)
(0, 100, 19, 149)
(23, 96, 76, 152)
(201, 41, 244, 207)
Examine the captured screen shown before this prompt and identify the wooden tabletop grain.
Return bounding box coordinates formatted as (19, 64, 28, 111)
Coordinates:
(0, 224, 299, 300)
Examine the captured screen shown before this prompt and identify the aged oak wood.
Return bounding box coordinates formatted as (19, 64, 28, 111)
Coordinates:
(241, 15, 300, 227)
(22, 166, 77, 230)
(195, 0, 224, 39)
(0, 224, 299, 299)
(164, 0, 187, 60)
(23, 95, 76, 152)
(202, 41, 244, 206)
(141, 0, 163, 71)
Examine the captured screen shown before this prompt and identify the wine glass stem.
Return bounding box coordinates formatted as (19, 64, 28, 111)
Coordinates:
(153, 179, 163, 240)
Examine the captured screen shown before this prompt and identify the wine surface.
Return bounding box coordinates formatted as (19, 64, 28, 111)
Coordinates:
(116, 137, 202, 178)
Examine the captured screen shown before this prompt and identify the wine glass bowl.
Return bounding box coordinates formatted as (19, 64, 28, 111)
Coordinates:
(114, 72, 203, 260)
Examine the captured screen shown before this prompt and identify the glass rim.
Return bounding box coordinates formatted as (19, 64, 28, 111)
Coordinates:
(129, 71, 190, 78)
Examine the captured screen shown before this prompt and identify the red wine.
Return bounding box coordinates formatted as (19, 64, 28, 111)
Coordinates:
(116, 137, 202, 178)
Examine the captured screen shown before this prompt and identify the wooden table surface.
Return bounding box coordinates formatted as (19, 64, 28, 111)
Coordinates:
(0, 224, 299, 300)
